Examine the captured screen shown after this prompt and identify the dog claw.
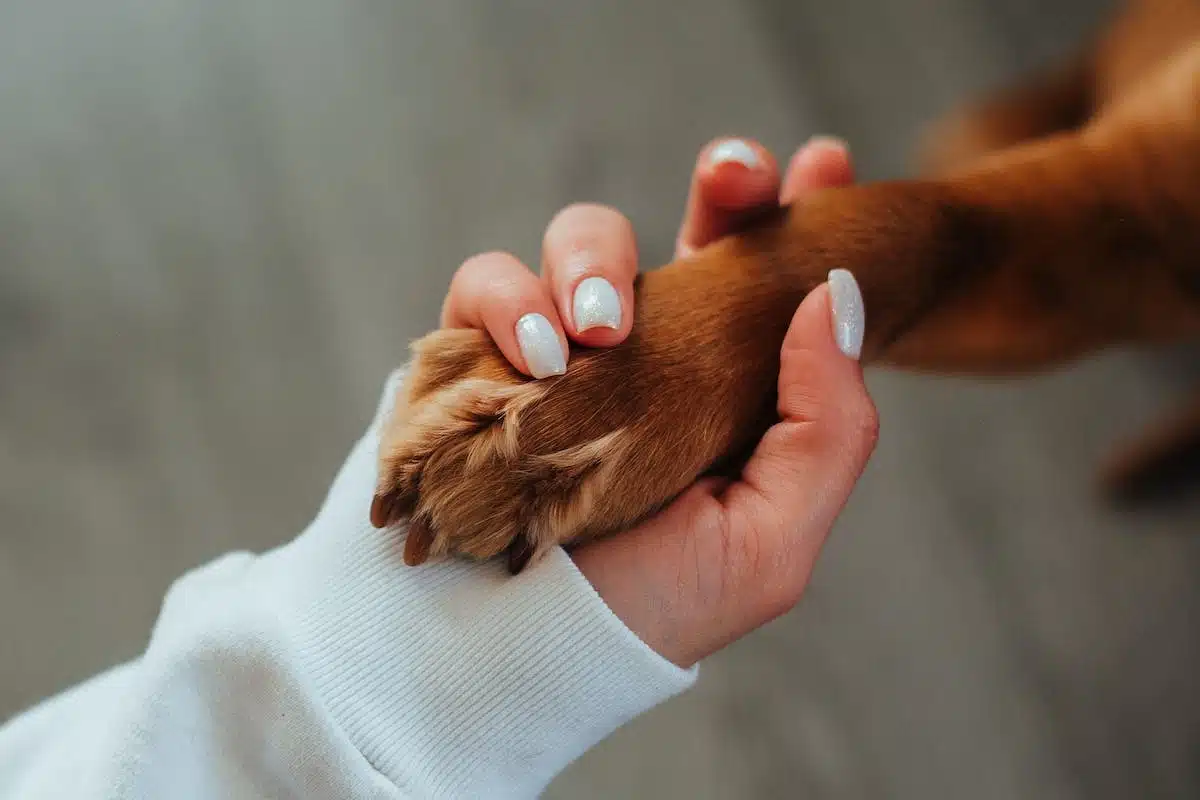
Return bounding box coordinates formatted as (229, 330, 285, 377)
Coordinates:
(370, 490, 416, 529)
(369, 492, 395, 528)
(506, 533, 535, 575)
(403, 516, 436, 566)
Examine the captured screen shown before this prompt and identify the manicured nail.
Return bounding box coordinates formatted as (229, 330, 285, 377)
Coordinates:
(572, 277, 622, 332)
(515, 313, 567, 378)
(828, 269, 865, 360)
(709, 138, 760, 169)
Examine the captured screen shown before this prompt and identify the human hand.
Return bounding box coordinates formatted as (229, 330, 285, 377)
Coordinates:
(435, 136, 876, 666)
(438, 136, 857, 370)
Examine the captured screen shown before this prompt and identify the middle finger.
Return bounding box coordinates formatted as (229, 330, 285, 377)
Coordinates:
(541, 202, 639, 348)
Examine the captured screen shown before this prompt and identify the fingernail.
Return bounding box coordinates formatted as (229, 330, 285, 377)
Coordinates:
(828, 269, 865, 360)
(572, 276, 622, 332)
(807, 135, 850, 153)
(515, 313, 567, 378)
(709, 138, 760, 169)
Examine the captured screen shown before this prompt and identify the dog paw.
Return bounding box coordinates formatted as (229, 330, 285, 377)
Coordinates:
(371, 328, 648, 573)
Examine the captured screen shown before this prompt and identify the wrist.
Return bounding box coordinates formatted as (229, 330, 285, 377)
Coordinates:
(249, 369, 699, 795)
(570, 486, 742, 669)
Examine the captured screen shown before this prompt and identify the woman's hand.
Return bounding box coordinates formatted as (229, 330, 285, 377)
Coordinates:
(438, 136, 875, 666)
(438, 136, 853, 373)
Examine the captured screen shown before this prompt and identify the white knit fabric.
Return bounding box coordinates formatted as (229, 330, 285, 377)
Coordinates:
(0, 370, 696, 799)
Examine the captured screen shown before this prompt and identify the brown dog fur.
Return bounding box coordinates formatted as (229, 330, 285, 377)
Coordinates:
(373, 0, 1200, 571)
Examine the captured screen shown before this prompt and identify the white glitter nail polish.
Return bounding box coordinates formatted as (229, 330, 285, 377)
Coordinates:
(828, 269, 865, 360)
(515, 313, 567, 378)
(709, 138, 761, 169)
(573, 277, 622, 332)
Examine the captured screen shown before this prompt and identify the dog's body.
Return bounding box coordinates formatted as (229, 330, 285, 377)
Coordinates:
(373, 0, 1200, 571)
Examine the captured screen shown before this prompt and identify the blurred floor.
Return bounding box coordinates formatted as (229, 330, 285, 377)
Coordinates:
(1, 0, 1198, 797)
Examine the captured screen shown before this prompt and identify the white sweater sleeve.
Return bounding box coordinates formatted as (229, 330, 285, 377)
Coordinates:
(0, 370, 696, 799)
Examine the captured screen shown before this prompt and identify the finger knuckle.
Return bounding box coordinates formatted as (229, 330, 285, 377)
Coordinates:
(546, 203, 631, 245)
(777, 350, 827, 422)
(547, 202, 602, 231)
(456, 250, 517, 279)
(566, 201, 618, 219)
(760, 422, 818, 461)
(846, 395, 880, 454)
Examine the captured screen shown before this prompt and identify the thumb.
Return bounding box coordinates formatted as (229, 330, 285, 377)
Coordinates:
(724, 270, 878, 565)
(571, 272, 876, 666)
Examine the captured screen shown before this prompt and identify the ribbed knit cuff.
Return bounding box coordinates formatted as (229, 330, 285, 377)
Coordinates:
(257, 371, 696, 798)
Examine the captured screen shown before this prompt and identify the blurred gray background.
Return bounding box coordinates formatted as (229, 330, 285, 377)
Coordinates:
(2, 0, 1199, 797)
